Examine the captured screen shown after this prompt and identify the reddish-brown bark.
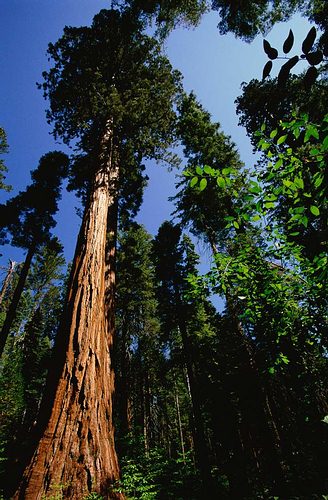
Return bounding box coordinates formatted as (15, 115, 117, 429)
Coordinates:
(14, 135, 124, 499)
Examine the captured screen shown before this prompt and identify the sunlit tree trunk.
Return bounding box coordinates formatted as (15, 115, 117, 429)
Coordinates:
(174, 381, 186, 463)
(0, 259, 16, 306)
(14, 126, 124, 500)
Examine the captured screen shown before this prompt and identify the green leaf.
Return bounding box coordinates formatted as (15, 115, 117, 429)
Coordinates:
(304, 125, 319, 142)
(233, 220, 240, 229)
(323, 135, 328, 150)
(314, 175, 323, 188)
(280, 354, 290, 365)
(264, 194, 277, 202)
(261, 141, 271, 151)
(199, 178, 207, 191)
(310, 205, 320, 216)
(293, 127, 300, 139)
(277, 135, 287, 145)
(273, 158, 283, 170)
(216, 176, 226, 188)
(222, 167, 231, 175)
(294, 177, 304, 189)
(190, 176, 198, 188)
(249, 183, 261, 194)
(270, 129, 278, 139)
(310, 148, 320, 156)
(203, 165, 213, 175)
(251, 215, 261, 222)
(196, 166, 203, 175)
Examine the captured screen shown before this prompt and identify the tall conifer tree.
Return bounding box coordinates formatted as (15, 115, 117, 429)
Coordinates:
(0, 152, 68, 357)
(15, 8, 182, 499)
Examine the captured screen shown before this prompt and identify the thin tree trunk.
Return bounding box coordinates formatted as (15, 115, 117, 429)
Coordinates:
(0, 249, 34, 357)
(174, 381, 186, 463)
(178, 320, 215, 494)
(14, 127, 124, 499)
(0, 259, 17, 306)
(119, 322, 133, 440)
(143, 370, 151, 457)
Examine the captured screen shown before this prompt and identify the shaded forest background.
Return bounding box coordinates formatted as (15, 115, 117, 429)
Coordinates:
(0, 1, 327, 499)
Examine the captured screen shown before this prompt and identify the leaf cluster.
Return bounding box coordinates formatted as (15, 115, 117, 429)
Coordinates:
(262, 26, 327, 87)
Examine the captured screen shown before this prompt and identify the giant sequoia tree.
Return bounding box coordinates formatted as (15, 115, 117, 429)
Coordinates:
(14, 8, 182, 500)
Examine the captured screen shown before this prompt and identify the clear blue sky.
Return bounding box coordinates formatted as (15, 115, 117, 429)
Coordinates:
(0, 1, 311, 271)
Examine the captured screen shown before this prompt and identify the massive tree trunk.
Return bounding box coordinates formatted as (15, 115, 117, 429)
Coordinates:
(14, 129, 124, 499)
(0, 248, 35, 357)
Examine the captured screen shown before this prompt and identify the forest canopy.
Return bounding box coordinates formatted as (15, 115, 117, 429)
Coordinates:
(0, 2, 327, 499)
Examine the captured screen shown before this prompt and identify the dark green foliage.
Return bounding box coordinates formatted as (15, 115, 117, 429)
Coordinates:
(212, 0, 300, 41)
(236, 75, 328, 146)
(0, 153, 67, 356)
(20, 309, 52, 432)
(0, 243, 66, 496)
(115, 0, 208, 38)
(255, 114, 327, 265)
(115, 223, 163, 448)
(118, 447, 202, 499)
(40, 8, 182, 220)
(173, 92, 245, 249)
(116, 0, 328, 44)
(212, 0, 328, 48)
(0, 152, 68, 251)
(0, 337, 24, 478)
(114, 221, 230, 497)
(152, 222, 226, 496)
(0, 128, 11, 192)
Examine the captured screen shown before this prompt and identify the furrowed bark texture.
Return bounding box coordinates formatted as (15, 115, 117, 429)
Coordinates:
(14, 133, 124, 499)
